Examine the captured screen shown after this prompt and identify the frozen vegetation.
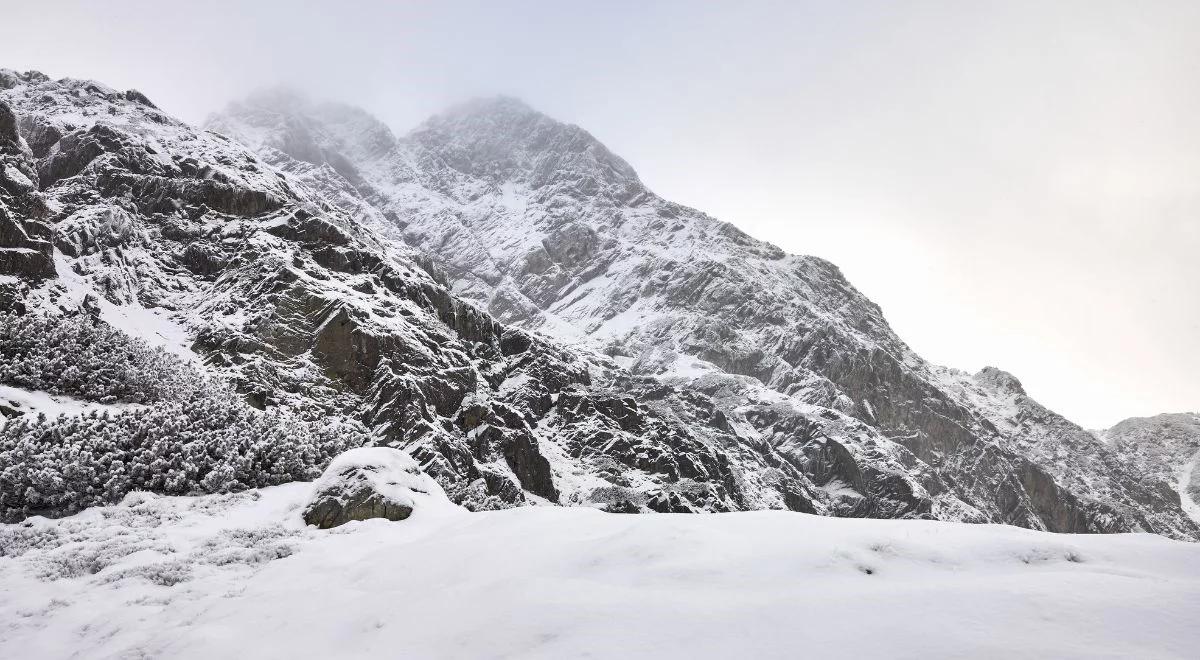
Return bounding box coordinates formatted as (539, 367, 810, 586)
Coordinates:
(0, 314, 369, 522)
(0, 312, 197, 404)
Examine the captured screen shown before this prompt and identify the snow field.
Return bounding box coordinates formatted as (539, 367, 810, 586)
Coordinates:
(2, 483, 1198, 659)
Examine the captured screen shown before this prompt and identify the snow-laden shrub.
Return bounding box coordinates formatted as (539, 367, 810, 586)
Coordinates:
(0, 387, 370, 522)
(0, 312, 373, 522)
(442, 478, 519, 512)
(0, 312, 198, 403)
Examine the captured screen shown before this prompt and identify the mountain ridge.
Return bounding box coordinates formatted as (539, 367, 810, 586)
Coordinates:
(208, 85, 1200, 538)
(0, 68, 1195, 538)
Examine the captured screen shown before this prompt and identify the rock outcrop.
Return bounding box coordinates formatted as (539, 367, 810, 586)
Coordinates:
(303, 447, 447, 528)
(0, 98, 54, 286)
(1102, 412, 1200, 526)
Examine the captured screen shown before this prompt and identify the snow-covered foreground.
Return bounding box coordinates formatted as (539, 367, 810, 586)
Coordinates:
(2, 486, 1199, 660)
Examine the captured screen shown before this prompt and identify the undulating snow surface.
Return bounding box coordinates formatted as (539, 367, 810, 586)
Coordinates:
(2, 486, 1198, 660)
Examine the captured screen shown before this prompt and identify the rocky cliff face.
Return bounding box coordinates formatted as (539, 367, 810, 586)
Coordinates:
(1101, 413, 1200, 525)
(0, 71, 959, 521)
(207, 91, 1200, 539)
(0, 84, 56, 301)
(0, 68, 1193, 538)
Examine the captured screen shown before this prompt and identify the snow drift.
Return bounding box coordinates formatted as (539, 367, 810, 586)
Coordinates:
(2, 484, 1198, 660)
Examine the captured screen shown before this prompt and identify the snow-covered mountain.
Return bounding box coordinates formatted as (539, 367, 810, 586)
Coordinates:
(0, 70, 796, 521)
(208, 90, 1200, 538)
(0, 68, 1196, 540)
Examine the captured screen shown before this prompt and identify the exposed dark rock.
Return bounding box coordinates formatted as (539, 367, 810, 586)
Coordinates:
(0, 101, 54, 280)
(302, 448, 436, 529)
(542, 221, 598, 268)
(123, 89, 157, 108)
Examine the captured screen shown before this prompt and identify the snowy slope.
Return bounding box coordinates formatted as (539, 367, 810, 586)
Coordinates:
(208, 93, 1200, 539)
(2, 485, 1198, 660)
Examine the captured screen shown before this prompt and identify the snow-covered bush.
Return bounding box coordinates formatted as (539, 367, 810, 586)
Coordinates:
(0, 387, 370, 522)
(0, 312, 373, 522)
(0, 312, 198, 403)
(442, 478, 519, 512)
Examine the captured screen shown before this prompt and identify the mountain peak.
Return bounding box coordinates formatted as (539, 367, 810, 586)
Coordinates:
(408, 96, 644, 196)
(228, 86, 313, 114)
(437, 95, 539, 120)
(207, 88, 398, 167)
(0, 69, 50, 90)
(414, 94, 571, 144)
(974, 366, 1027, 396)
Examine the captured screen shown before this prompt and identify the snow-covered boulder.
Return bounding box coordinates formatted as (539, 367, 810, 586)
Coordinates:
(302, 447, 449, 529)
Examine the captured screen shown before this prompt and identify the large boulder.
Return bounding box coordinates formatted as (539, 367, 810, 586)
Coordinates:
(302, 447, 452, 529)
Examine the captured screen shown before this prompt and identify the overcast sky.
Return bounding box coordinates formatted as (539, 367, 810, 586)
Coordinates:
(3, 1, 1198, 427)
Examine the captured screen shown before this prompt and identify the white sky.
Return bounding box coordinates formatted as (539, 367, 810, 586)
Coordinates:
(3, 1, 1197, 428)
